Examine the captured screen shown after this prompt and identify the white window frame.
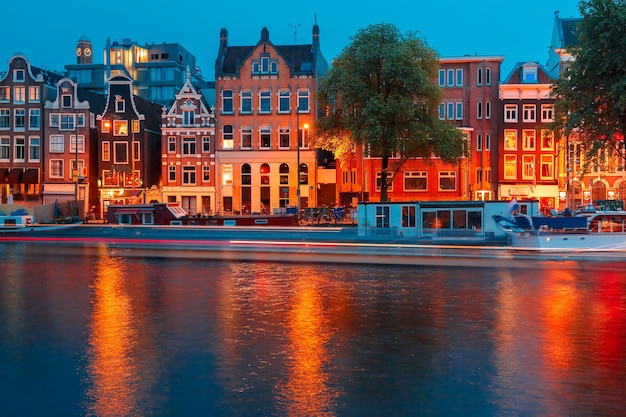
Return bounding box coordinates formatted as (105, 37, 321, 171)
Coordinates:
(504, 105, 518, 122)
(522, 104, 536, 122)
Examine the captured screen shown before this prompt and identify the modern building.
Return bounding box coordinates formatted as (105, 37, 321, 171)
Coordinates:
(214, 25, 329, 215)
(161, 68, 217, 215)
(0, 54, 63, 204)
(499, 61, 560, 213)
(66, 36, 211, 106)
(95, 75, 162, 216)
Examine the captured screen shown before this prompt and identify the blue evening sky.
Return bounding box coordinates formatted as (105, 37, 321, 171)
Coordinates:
(2, 0, 580, 81)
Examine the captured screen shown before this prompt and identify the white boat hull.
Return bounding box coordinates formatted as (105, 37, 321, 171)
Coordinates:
(510, 232, 626, 250)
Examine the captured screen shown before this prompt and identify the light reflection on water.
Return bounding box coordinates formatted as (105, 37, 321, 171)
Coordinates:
(0, 244, 625, 417)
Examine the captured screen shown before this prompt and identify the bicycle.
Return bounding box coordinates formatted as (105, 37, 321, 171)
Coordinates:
(331, 206, 346, 224)
(304, 207, 330, 224)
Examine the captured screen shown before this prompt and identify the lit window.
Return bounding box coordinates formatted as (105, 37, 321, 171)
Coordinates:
(522, 155, 535, 180)
(14, 87, 25, 103)
(541, 130, 554, 150)
(504, 130, 517, 150)
(523, 130, 536, 150)
(504, 155, 517, 179)
(113, 120, 127, 136)
(223, 125, 233, 149)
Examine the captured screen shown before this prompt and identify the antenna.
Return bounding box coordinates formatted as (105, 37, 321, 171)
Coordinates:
(288, 23, 301, 44)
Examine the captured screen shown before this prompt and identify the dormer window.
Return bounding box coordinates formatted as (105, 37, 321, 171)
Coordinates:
(115, 95, 125, 113)
(521, 64, 538, 83)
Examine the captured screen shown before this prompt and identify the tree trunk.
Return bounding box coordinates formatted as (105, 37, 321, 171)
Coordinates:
(380, 155, 390, 202)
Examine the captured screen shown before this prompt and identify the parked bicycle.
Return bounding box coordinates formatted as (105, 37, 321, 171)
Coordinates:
(331, 206, 346, 223)
(303, 206, 330, 224)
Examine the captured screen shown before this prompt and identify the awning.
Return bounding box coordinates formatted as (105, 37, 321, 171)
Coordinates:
(0, 168, 8, 183)
(22, 169, 39, 184)
(7, 169, 23, 184)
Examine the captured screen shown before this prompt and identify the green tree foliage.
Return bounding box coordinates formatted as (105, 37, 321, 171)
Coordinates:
(552, 0, 626, 169)
(315, 23, 468, 201)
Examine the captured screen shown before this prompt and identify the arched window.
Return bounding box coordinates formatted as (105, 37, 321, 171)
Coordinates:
(260, 163, 270, 210)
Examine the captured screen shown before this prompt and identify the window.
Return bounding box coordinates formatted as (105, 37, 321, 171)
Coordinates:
(223, 125, 233, 149)
(260, 125, 271, 148)
(485, 134, 491, 151)
(504, 105, 518, 122)
(375, 172, 393, 192)
(182, 137, 196, 155)
(259, 90, 271, 113)
(439, 69, 445, 86)
(183, 109, 195, 126)
(183, 166, 196, 185)
(477, 68, 483, 86)
(447, 103, 454, 120)
(522, 130, 536, 150)
(115, 97, 125, 112)
(504, 155, 517, 179)
(541, 130, 554, 150)
(113, 120, 127, 135)
(114, 141, 128, 164)
(299, 163, 308, 185)
(504, 130, 517, 150)
(486, 68, 491, 85)
(376, 206, 390, 228)
(279, 126, 290, 148)
(29, 109, 40, 129)
(401, 206, 416, 228)
(240, 90, 252, 113)
(439, 171, 456, 191)
(14, 137, 25, 161)
(132, 120, 139, 133)
(202, 136, 210, 153)
(14, 87, 25, 103)
(456, 102, 462, 120)
(50, 160, 63, 178)
(540, 155, 554, 179)
(541, 104, 554, 122)
(404, 172, 427, 191)
(60, 114, 75, 130)
(522, 104, 536, 122)
(49, 135, 64, 153)
(70, 135, 85, 153)
(0, 109, 10, 129)
(456, 69, 463, 86)
(522, 155, 535, 180)
(0, 87, 9, 101)
(168, 165, 176, 182)
(14, 69, 25, 82)
(447, 69, 454, 86)
(476, 168, 483, 184)
(202, 165, 210, 182)
(222, 89, 233, 114)
(278, 89, 290, 113)
(522, 65, 537, 82)
(242, 164, 252, 185)
(279, 163, 289, 185)
(101, 119, 110, 133)
(477, 102, 483, 119)
(166, 136, 175, 153)
(62, 95, 72, 108)
(14, 109, 25, 130)
(485, 101, 491, 119)
(222, 163, 233, 186)
(438, 103, 445, 120)
(0, 137, 9, 160)
(29, 86, 40, 102)
(102, 141, 110, 161)
(476, 134, 483, 151)
(241, 126, 252, 149)
(297, 90, 309, 112)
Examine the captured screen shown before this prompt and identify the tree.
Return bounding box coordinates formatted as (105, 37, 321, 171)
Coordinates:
(552, 0, 626, 173)
(314, 23, 468, 202)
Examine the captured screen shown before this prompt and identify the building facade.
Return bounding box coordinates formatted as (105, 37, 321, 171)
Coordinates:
(95, 75, 162, 216)
(161, 68, 217, 215)
(214, 25, 328, 215)
(0, 54, 63, 204)
(499, 61, 560, 213)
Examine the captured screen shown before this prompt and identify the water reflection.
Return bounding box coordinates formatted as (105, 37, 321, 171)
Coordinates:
(84, 256, 139, 417)
(278, 266, 338, 417)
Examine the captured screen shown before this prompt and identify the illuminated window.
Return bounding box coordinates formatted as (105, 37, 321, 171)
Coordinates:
(222, 125, 233, 149)
(540, 155, 554, 179)
(522, 129, 536, 150)
(132, 120, 139, 133)
(101, 120, 111, 133)
(50, 159, 63, 178)
(102, 141, 110, 161)
(222, 163, 233, 186)
(29, 86, 40, 102)
(504, 155, 517, 179)
(504, 130, 517, 150)
(113, 120, 128, 136)
(0, 87, 9, 101)
(70, 135, 85, 153)
(241, 126, 252, 149)
(522, 155, 535, 180)
(49, 135, 64, 153)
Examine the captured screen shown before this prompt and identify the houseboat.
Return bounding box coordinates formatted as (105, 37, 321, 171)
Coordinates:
(107, 202, 299, 227)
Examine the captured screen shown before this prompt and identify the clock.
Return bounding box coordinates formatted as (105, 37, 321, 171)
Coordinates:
(84, 47, 92, 57)
(76, 47, 82, 56)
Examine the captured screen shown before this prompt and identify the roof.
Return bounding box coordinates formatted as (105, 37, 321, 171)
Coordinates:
(558, 17, 581, 49)
(502, 61, 554, 84)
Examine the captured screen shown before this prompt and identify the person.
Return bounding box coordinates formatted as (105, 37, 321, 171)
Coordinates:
(260, 202, 267, 215)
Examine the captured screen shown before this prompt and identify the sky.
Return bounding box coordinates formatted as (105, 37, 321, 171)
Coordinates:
(2, 0, 581, 81)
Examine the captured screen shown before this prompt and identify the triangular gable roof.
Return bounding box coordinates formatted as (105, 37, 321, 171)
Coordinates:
(167, 67, 212, 117)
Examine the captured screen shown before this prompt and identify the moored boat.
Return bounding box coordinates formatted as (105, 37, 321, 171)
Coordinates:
(493, 210, 626, 250)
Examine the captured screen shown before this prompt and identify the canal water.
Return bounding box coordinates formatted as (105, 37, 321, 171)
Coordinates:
(0, 243, 625, 417)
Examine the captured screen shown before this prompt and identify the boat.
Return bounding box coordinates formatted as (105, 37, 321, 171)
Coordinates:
(106, 202, 299, 227)
(493, 210, 626, 250)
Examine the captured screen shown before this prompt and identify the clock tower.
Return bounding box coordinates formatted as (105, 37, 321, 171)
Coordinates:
(76, 34, 93, 64)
